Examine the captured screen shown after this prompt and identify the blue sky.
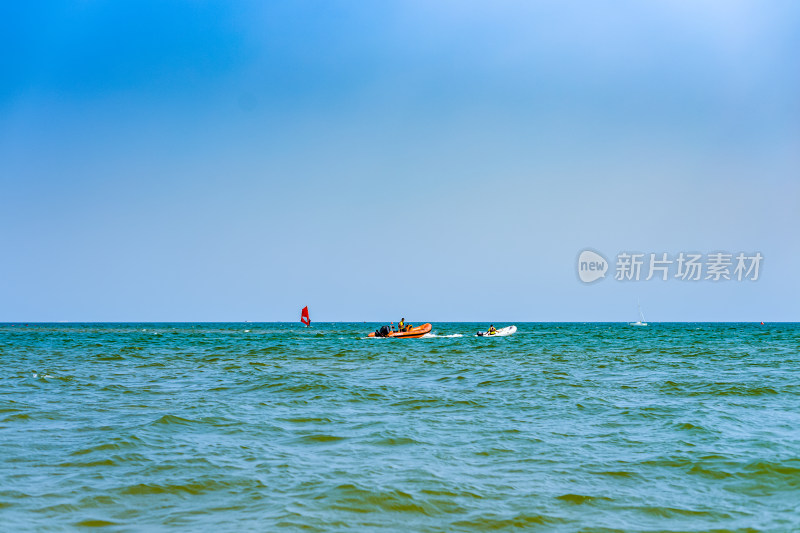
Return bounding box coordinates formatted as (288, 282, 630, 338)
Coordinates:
(1, 1, 798, 322)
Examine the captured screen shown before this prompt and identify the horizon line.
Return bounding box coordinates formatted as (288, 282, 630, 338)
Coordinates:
(0, 321, 792, 325)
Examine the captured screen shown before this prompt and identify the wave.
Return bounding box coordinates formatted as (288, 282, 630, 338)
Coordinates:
(315, 483, 457, 516)
(452, 513, 564, 528)
(74, 520, 119, 527)
(295, 434, 345, 444)
(118, 477, 266, 496)
(556, 493, 614, 505)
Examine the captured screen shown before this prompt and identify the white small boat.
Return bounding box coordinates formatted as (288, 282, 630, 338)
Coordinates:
(630, 300, 648, 326)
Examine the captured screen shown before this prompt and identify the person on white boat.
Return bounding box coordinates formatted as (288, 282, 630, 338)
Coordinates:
(487, 325, 497, 335)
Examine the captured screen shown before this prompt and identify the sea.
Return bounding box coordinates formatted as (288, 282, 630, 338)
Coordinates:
(1, 322, 798, 532)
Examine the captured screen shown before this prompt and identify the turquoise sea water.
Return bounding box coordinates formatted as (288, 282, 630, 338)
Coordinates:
(1, 322, 798, 531)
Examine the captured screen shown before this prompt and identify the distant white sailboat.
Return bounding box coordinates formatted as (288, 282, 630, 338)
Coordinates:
(630, 300, 648, 326)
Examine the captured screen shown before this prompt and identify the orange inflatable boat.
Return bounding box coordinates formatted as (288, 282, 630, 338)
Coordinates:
(368, 323, 432, 339)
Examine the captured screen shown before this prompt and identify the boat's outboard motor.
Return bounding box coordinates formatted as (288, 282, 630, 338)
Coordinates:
(375, 325, 392, 337)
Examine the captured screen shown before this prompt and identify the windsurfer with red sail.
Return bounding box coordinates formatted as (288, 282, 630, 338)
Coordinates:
(301, 306, 310, 327)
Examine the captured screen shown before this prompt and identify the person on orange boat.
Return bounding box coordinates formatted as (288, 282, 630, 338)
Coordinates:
(487, 324, 497, 335)
(398, 318, 405, 332)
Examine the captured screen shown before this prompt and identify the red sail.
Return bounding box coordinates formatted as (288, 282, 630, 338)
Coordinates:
(300, 306, 310, 326)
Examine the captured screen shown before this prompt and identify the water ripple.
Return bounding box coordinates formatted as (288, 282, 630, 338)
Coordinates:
(0, 322, 798, 530)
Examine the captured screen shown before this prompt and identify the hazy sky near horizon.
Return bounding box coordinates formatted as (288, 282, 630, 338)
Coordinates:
(2, 1, 798, 322)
